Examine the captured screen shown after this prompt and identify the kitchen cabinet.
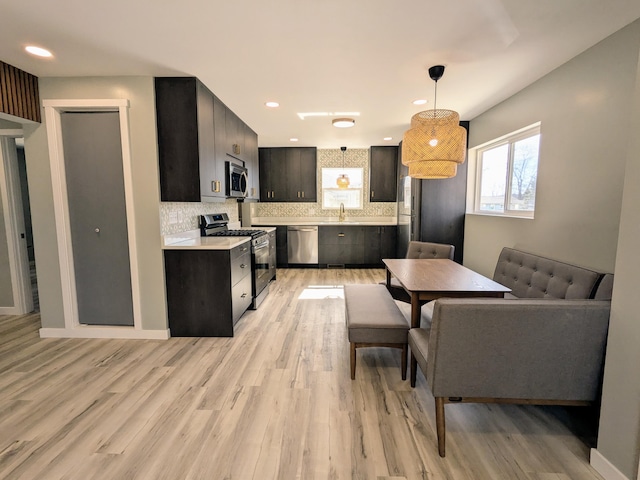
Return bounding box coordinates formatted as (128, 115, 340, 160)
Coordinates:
(276, 226, 288, 267)
(418, 121, 469, 264)
(214, 95, 260, 199)
(318, 225, 397, 267)
(244, 125, 259, 199)
(155, 77, 224, 201)
(268, 229, 277, 280)
(369, 146, 398, 202)
(259, 147, 317, 202)
(319, 226, 365, 266)
(156, 76, 259, 202)
(164, 243, 252, 337)
(363, 226, 397, 265)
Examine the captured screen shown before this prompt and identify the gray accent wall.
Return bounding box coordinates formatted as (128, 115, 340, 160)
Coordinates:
(466, 20, 640, 479)
(22, 76, 166, 331)
(596, 28, 640, 480)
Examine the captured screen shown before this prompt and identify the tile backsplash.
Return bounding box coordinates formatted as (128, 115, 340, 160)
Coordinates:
(159, 148, 397, 235)
(159, 200, 240, 235)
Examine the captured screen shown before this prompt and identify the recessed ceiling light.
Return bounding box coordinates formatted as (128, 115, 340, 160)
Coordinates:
(290, 138, 299, 142)
(383, 137, 393, 141)
(332, 118, 355, 128)
(413, 99, 427, 105)
(265, 101, 279, 108)
(25, 45, 53, 58)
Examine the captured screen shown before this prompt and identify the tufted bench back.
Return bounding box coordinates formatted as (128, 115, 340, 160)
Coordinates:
(406, 241, 455, 260)
(493, 247, 601, 299)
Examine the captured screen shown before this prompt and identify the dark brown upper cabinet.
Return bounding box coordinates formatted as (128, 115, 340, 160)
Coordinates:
(369, 146, 398, 202)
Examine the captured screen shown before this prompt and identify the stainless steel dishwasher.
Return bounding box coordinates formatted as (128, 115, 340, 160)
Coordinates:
(287, 226, 318, 264)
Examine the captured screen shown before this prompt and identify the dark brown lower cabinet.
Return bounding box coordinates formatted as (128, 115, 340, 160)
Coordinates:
(164, 244, 252, 337)
(318, 225, 396, 267)
(364, 226, 397, 265)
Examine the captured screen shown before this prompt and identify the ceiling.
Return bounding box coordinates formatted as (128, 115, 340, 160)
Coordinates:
(1, 0, 640, 148)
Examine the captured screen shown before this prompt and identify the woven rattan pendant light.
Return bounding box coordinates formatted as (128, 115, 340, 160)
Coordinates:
(402, 65, 467, 179)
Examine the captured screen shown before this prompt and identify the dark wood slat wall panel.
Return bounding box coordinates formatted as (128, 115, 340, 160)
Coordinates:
(0, 61, 41, 123)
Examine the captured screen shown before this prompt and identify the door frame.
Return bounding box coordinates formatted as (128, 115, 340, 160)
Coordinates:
(0, 132, 33, 315)
(42, 99, 145, 336)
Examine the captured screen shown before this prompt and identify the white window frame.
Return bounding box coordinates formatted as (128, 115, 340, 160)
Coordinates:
(474, 123, 541, 218)
(321, 167, 364, 209)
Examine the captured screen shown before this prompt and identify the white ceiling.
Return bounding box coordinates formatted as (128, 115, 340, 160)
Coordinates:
(1, 0, 639, 148)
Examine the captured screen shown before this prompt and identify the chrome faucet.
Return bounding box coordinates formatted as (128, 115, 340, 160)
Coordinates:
(339, 202, 346, 222)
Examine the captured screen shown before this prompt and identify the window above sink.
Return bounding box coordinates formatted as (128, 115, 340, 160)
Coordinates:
(321, 167, 363, 209)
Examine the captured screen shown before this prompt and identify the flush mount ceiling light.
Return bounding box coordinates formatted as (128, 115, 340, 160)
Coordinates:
(332, 118, 355, 128)
(402, 65, 467, 179)
(25, 45, 53, 58)
(336, 146, 350, 188)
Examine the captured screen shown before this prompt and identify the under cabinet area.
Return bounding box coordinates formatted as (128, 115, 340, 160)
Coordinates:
(164, 243, 252, 337)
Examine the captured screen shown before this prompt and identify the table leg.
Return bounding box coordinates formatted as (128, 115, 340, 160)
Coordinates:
(411, 292, 420, 329)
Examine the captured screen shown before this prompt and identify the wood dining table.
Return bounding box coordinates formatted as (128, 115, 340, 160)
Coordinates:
(383, 258, 512, 328)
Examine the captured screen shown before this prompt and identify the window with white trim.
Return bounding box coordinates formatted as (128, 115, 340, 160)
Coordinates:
(475, 124, 540, 217)
(321, 167, 364, 209)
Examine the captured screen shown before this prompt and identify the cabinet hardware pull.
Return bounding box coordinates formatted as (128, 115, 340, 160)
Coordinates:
(338, 233, 345, 237)
(240, 264, 246, 268)
(241, 293, 247, 298)
(371, 191, 374, 198)
(301, 191, 304, 198)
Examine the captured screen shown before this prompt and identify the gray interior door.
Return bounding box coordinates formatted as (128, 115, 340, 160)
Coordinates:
(61, 111, 134, 326)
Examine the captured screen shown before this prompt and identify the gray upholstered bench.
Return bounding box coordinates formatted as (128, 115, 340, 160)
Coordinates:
(344, 284, 410, 380)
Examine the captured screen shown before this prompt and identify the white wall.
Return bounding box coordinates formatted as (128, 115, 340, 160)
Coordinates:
(465, 19, 640, 480)
(22, 76, 167, 331)
(464, 20, 640, 278)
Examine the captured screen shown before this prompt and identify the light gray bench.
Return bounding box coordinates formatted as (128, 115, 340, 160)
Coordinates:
(344, 284, 410, 380)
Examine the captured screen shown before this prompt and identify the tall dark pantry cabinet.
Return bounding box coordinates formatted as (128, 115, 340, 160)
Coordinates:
(397, 121, 469, 264)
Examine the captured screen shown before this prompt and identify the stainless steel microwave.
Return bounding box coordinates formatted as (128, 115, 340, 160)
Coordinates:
(225, 160, 248, 198)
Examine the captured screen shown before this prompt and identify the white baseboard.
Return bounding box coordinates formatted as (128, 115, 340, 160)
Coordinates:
(591, 448, 630, 480)
(39, 327, 170, 340)
(0, 306, 22, 315)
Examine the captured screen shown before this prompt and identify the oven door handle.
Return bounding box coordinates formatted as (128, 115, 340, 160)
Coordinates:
(253, 239, 269, 250)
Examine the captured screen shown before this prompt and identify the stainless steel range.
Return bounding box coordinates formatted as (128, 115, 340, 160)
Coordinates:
(200, 213, 272, 309)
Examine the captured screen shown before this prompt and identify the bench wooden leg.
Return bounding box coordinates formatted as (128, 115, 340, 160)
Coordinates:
(435, 397, 446, 457)
(401, 344, 407, 381)
(410, 351, 417, 387)
(350, 342, 356, 380)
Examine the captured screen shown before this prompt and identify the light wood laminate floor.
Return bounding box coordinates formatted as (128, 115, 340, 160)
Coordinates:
(0, 268, 603, 480)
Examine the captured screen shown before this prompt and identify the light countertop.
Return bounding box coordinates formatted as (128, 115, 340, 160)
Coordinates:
(250, 216, 397, 226)
(162, 230, 250, 250)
